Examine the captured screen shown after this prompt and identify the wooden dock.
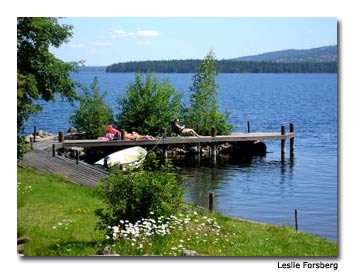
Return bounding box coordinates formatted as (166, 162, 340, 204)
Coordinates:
(19, 149, 108, 188)
(56, 123, 295, 159)
(19, 123, 295, 188)
(59, 131, 294, 148)
(54, 123, 295, 161)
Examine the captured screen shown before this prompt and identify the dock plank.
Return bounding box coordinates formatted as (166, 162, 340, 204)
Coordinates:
(19, 149, 107, 188)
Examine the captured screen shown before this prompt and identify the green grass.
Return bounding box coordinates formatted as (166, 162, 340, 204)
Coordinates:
(17, 166, 337, 256)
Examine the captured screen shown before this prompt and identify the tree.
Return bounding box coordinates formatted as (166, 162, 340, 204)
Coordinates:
(116, 73, 183, 136)
(70, 77, 113, 139)
(187, 50, 232, 135)
(17, 17, 78, 158)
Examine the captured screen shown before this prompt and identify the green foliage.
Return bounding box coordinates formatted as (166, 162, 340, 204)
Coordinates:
(187, 50, 233, 135)
(95, 159, 184, 231)
(116, 73, 183, 135)
(70, 77, 113, 139)
(17, 17, 78, 159)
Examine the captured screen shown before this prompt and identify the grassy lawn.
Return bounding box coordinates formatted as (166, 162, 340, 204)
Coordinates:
(17, 167, 337, 256)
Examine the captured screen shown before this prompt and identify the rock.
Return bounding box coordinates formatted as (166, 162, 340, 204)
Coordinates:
(96, 246, 120, 256)
(17, 236, 30, 245)
(182, 249, 199, 256)
(17, 236, 29, 254)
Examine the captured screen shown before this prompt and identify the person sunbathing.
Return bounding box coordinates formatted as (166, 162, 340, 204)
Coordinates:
(171, 118, 200, 137)
(124, 131, 155, 141)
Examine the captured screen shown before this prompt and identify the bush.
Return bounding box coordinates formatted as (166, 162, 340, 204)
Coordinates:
(116, 73, 183, 136)
(95, 158, 184, 232)
(70, 77, 113, 138)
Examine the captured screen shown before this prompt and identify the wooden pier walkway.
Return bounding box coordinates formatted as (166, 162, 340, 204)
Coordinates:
(19, 123, 295, 188)
(19, 148, 108, 188)
(58, 131, 295, 149)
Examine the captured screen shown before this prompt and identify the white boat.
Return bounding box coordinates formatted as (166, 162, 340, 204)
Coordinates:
(95, 146, 147, 170)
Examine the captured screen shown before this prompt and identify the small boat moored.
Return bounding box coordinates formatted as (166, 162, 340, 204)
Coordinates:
(95, 146, 147, 170)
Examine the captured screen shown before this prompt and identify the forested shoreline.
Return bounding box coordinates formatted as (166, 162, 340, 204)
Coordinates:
(105, 59, 337, 73)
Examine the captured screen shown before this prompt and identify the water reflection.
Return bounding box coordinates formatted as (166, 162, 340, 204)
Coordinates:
(173, 153, 295, 210)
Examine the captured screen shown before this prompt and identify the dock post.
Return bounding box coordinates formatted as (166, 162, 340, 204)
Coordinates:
(52, 144, 55, 157)
(247, 121, 251, 133)
(30, 137, 33, 150)
(208, 191, 215, 212)
(162, 128, 168, 162)
(76, 150, 79, 164)
(281, 125, 286, 162)
(211, 127, 217, 158)
(121, 129, 126, 141)
(290, 123, 295, 158)
(58, 131, 64, 143)
(33, 126, 37, 142)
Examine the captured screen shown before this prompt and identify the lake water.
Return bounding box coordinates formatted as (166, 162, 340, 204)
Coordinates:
(23, 72, 337, 242)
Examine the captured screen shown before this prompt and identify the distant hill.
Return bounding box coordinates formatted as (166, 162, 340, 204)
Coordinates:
(233, 45, 337, 63)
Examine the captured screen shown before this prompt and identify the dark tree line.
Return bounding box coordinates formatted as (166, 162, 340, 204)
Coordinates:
(106, 59, 337, 73)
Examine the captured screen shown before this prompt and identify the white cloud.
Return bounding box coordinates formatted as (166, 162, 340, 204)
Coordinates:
(113, 28, 160, 39)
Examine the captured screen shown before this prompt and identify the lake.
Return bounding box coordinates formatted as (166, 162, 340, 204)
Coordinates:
(23, 72, 337, 242)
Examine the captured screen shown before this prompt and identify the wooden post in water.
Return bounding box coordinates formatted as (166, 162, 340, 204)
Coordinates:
(121, 129, 126, 141)
(295, 209, 298, 232)
(290, 123, 295, 158)
(58, 131, 64, 143)
(247, 121, 251, 133)
(209, 191, 215, 212)
(281, 125, 286, 162)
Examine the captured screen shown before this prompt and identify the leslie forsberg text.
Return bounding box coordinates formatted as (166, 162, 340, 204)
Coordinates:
(277, 261, 338, 270)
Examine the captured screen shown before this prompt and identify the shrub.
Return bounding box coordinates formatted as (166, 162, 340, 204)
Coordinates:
(95, 158, 184, 232)
(70, 77, 113, 138)
(116, 73, 184, 136)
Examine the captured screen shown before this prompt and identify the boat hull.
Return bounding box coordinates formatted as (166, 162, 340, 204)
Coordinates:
(95, 146, 147, 170)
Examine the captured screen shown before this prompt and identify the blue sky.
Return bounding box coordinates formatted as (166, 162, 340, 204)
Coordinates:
(51, 17, 337, 66)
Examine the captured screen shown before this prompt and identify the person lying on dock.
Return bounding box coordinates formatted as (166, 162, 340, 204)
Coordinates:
(124, 131, 155, 141)
(171, 118, 200, 137)
(106, 124, 121, 138)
